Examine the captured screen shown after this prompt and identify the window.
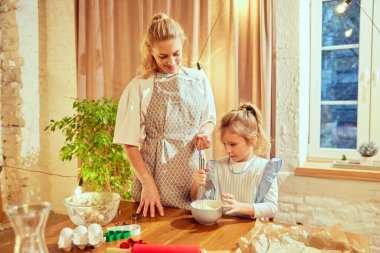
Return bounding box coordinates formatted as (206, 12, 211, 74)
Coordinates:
(309, 0, 380, 161)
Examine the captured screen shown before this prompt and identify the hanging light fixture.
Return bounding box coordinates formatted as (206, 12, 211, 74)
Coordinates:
(336, 0, 352, 14)
(344, 28, 353, 37)
(335, 0, 380, 34)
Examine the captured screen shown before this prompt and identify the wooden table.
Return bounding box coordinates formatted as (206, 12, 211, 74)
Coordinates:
(1, 201, 369, 253)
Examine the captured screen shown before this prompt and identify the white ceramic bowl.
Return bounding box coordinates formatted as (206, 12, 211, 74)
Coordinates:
(64, 192, 120, 226)
(190, 199, 223, 225)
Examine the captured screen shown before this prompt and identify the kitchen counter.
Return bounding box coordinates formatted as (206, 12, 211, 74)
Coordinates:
(1, 201, 369, 252)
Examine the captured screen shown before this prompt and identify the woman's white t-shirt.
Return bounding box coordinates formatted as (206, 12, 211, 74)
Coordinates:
(113, 66, 216, 146)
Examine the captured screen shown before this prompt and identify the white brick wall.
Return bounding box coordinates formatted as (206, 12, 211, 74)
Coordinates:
(0, 0, 25, 205)
(1, 0, 379, 252)
(276, 1, 380, 252)
(0, 63, 2, 169)
(0, 0, 77, 213)
(276, 175, 380, 252)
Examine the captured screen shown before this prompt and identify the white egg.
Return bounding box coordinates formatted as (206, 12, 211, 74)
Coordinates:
(73, 225, 89, 249)
(88, 223, 104, 247)
(58, 227, 73, 251)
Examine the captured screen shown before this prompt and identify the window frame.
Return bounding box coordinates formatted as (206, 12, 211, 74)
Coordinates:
(308, 0, 379, 161)
(370, 0, 380, 149)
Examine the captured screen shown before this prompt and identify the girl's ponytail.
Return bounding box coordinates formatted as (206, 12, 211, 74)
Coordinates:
(221, 103, 271, 157)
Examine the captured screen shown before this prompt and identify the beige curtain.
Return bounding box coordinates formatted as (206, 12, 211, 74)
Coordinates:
(77, 0, 276, 158)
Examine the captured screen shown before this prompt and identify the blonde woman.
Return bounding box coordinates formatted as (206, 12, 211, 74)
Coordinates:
(114, 13, 216, 217)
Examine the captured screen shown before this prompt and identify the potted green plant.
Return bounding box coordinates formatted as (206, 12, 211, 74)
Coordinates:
(45, 98, 132, 199)
(358, 141, 378, 166)
(336, 154, 349, 164)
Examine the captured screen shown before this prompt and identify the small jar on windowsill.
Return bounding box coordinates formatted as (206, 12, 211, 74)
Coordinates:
(360, 156, 374, 166)
(358, 141, 378, 166)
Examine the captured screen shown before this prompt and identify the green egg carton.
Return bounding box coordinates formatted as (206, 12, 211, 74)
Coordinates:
(104, 230, 131, 242)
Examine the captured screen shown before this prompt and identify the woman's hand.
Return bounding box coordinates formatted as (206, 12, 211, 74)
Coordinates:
(222, 193, 254, 216)
(193, 122, 214, 150)
(136, 178, 164, 218)
(123, 145, 164, 218)
(194, 130, 212, 150)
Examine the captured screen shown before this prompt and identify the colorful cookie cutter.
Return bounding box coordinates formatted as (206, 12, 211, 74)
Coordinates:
(104, 230, 131, 242)
(119, 238, 145, 249)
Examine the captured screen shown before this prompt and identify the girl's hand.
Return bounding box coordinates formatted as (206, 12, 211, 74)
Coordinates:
(137, 178, 164, 218)
(193, 168, 209, 186)
(222, 193, 252, 216)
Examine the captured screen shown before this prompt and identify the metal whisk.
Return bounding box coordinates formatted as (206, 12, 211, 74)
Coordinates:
(198, 150, 206, 207)
(199, 150, 205, 171)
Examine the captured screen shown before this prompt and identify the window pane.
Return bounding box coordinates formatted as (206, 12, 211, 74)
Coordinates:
(320, 105, 357, 149)
(321, 48, 359, 101)
(322, 0, 360, 47)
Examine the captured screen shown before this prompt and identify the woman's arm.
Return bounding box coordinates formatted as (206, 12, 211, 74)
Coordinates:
(124, 145, 164, 217)
(194, 70, 216, 150)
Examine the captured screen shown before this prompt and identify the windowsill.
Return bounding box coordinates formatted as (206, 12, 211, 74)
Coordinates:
(295, 161, 380, 182)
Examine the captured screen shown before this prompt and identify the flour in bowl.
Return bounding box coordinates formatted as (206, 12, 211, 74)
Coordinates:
(194, 201, 218, 210)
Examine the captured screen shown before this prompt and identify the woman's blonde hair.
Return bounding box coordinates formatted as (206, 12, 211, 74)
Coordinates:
(138, 13, 185, 78)
(220, 103, 271, 157)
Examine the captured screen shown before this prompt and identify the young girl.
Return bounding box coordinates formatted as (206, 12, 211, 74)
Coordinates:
(113, 13, 216, 217)
(190, 103, 281, 219)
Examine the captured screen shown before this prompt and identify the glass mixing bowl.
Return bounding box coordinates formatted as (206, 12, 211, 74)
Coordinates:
(64, 192, 120, 226)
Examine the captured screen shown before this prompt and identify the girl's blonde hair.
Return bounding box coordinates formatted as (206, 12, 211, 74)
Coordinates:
(220, 103, 271, 157)
(138, 13, 185, 78)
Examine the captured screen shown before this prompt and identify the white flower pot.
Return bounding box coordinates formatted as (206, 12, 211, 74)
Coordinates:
(360, 156, 373, 166)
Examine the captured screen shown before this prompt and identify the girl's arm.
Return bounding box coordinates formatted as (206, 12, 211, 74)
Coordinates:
(252, 178, 278, 218)
(189, 180, 199, 201)
(222, 194, 255, 216)
(222, 179, 278, 218)
(190, 169, 208, 200)
(124, 145, 164, 217)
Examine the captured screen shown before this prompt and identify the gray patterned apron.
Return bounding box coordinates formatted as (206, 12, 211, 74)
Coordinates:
(131, 71, 204, 209)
